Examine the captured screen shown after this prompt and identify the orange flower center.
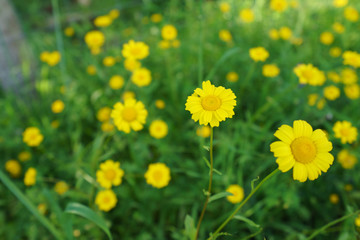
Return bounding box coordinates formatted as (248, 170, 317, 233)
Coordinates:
(122, 107, 137, 122)
(201, 95, 221, 111)
(105, 169, 116, 181)
(291, 137, 317, 164)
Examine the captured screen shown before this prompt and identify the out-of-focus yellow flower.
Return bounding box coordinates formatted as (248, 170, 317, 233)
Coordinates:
(91, 47, 101, 55)
(64, 27, 75, 37)
(219, 30, 232, 42)
(239, 8, 254, 23)
(109, 75, 124, 90)
(97, 107, 112, 122)
(96, 160, 124, 189)
(150, 13, 162, 23)
(54, 181, 69, 195)
(329, 194, 339, 204)
(324, 85, 340, 101)
(226, 72, 239, 82)
(269, 29, 279, 40)
(196, 126, 211, 138)
(333, 0, 348, 8)
(343, 51, 360, 68)
(101, 122, 115, 132)
(95, 190, 117, 212)
(41, 51, 61, 66)
(270, 0, 288, 12)
(249, 47, 269, 62)
(320, 32, 334, 45)
(289, 0, 298, 8)
(279, 27, 292, 40)
(337, 149, 357, 169)
(18, 151, 31, 162)
(124, 58, 141, 71)
(109, 9, 120, 19)
(345, 184, 353, 191)
(344, 6, 359, 22)
(103, 56, 116, 67)
(87, 65, 96, 75)
(155, 100, 165, 109)
(23, 127, 44, 147)
(327, 71, 341, 83)
(333, 121, 358, 144)
(307, 94, 319, 106)
(344, 84, 360, 99)
(5, 160, 21, 178)
(131, 68, 152, 87)
(84, 31, 105, 48)
(40, 51, 49, 62)
(94, 15, 113, 27)
(24, 168, 37, 186)
(172, 39, 181, 48)
(51, 120, 60, 129)
(341, 68, 358, 84)
(294, 64, 326, 86)
(122, 91, 135, 101)
(226, 184, 244, 204)
(356, 215, 360, 227)
(122, 40, 149, 60)
(329, 47, 342, 57)
(317, 98, 326, 110)
(332, 22, 345, 33)
(159, 40, 171, 49)
(145, 163, 171, 188)
(149, 120, 168, 139)
(38, 203, 47, 215)
(219, 2, 230, 13)
(161, 25, 177, 40)
(51, 100, 65, 113)
(262, 64, 280, 77)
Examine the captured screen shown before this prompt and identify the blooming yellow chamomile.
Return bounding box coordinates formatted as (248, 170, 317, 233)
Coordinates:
(333, 0, 348, 8)
(111, 98, 148, 133)
(344, 84, 360, 99)
(87, 65, 96, 75)
(109, 9, 120, 19)
(150, 13, 162, 23)
(96, 160, 125, 189)
(219, 30, 232, 43)
(38, 203, 47, 215)
(185, 80, 236, 127)
(249, 47, 269, 62)
(329, 47, 342, 57)
(341, 68, 358, 84)
(51, 100, 65, 113)
(323, 85, 340, 101)
(131, 68, 152, 87)
(109, 75, 124, 90)
(155, 99, 165, 109)
(226, 184, 245, 204)
(24, 168, 37, 186)
(344, 6, 359, 22)
(262, 64, 280, 77)
(293, 64, 326, 86)
(219, 2, 230, 13)
(279, 27, 292, 40)
(23, 127, 44, 147)
(94, 15, 113, 27)
(337, 149, 357, 169)
(124, 58, 141, 72)
(40, 51, 61, 66)
(269, 29, 279, 40)
(320, 32, 334, 45)
(103, 56, 116, 67)
(332, 22, 345, 34)
(84, 30, 105, 49)
(355, 215, 360, 227)
(226, 72, 239, 82)
(122, 40, 149, 60)
(161, 25, 177, 40)
(239, 8, 254, 23)
(95, 190, 117, 212)
(196, 126, 211, 138)
(270, 0, 288, 12)
(149, 120, 168, 139)
(97, 107, 112, 122)
(144, 163, 171, 189)
(333, 121, 358, 144)
(342, 51, 360, 68)
(270, 120, 334, 182)
(54, 181, 69, 195)
(5, 160, 21, 178)
(18, 151, 31, 162)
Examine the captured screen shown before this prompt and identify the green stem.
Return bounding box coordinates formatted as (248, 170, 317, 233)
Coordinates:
(198, 0, 204, 85)
(306, 210, 360, 240)
(195, 127, 214, 240)
(211, 168, 280, 238)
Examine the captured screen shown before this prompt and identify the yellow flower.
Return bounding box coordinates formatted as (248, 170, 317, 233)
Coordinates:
(262, 64, 280, 77)
(84, 30, 105, 49)
(87, 65, 96, 75)
(172, 39, 181, 48)
(196, 126, 211, 138)
(54, 181, 69, 195)
(279, 27, 292, 40)
(329, 47, 342, 57)
(64, 27, 75, 37)
(269, 29, 279, 40)
(226, 184, 245, 204)
(239, 8, 254, 23)
(51, 100, 65, 113)
(355, 215, 360, 227)
(159, 40, 171, 49)
(46, 51, 61, 66)
(345, 184, 353, 191)
(219, 30, 232, 43)
(219, 2, 230, 13)
(150, 13, 162, 23)
(249, 47, 269, 62)
(109, 75, 124, 90)
(337, 149, 357, 169)
(97, 107, 112, 122)
(40, 51, 50, 62)
(5, 160, 21, 178)
(96, 160, 125, 189)
(122, 40, 149, 60)
(270, 0, 288, 12)
(344, 6, 359, 22)
(18, 151, 31, 162)
(103, 56, 116, 67)
(329, 194, 339, 204)
(226, 72, 239, 82)
(270, 120, 334, 182)
(155, 100, 165, 109)
(94, 15, 113, 27)
(342, 51, 360, 68)
(332, 22, 345, 33)
(122, 91, 136, 100)
(24, 168, 37, 186)
(101, 122, 115, 132)
(293, 64, 326, 86)
(323, 85, 340, 101)
(145, 163, 171, 188)
(185, 80, 236, 127)
(327, 71, 341, 83)
(341, 68, 358, 84)
(317, 98, 326, 110)
(109, 9, 120, 19)
(149, 120, 168, 139)
(320, 32, 334, 45)
(344, 84, 360, 99)
(124, 58, 141, 72)
(289, 0, 299, 8)
(307, 94, 318, 106)
(51, 120, 60, 129)
(333, 0, 348, 8)
(95, 190, 117, 212)
(38, 203, 47, 215)
(161, 25, 177, 40)
(111, 98, 148, 133)
(23, 127, 44, 147)
(131, 68, 152, 87)
(333, 121, 358, 144)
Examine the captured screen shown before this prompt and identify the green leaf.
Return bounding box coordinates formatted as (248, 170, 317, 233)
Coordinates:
(233, 215, 260, 228)
(208, 192, 233, 204)
(184, 215, 197, 240)
(202, 157, 222, 175)
(65, 202, 112, 240)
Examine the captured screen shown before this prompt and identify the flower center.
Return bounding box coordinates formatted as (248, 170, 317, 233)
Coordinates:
(122, 107, 137, 122)
(340, 128, 350, 136)
(152, 170, 163, 182)
(131, 48, 141, 56)
(102, 196, 111, 204)
(290, 137, 317, 164)
(302, 70, 313, 80)
(201, 95, 221, 111)
(105, 169, 116, 181)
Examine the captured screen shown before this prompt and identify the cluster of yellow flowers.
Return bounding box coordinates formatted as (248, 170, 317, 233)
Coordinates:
(249, 47, 280, 78)
(159, 25, 180, 49)
(39, 51, 61, 66)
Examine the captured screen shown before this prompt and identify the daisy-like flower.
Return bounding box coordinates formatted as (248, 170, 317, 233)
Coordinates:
(95, 190, 117, 212)
(96, 160, 125, 189)
(84, 30, 105, 49)
(149, 120, 168, 139)
(5, 160, 21, 178)
(270, 120, 334, 182)
(293, 64, 326, 86)
(24, 167, 37, 186)
(161, 25, 177, 41)
(337, 149, 357, 169)
(342, 51, 360, 68)
(122, 40, 149, 60)
(131, 68, 152, 87)
(111, 99, 148, 133)
(144, 163, 171, 188)
(249, 47, 269, 62)
(185, 80, 236, 127)
(333, 121, 358, 144)
(23, 127, 44, 147)
(226, 184, 245, 204)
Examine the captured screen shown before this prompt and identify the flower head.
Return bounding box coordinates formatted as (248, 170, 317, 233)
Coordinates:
(96, 160, 125, 189)
(226, 184, 244, 204)
(149, 120, 168, 139)
(23, 127, 44, 147)
(5, 160, 21, 178)
(269, 29, 279, 40)
(122, 40, 149, 60)
(95, 190, 117, 212)
(320, 32, 334, 45)
(54, 181, 69, 195)
(87, 65, 96, 75)
(131, 68, 152, 87)
(333, 0, 348, 8)
(329, 47, 342, 57)
(145, 163, 171, 188)
(109, 9, 120, 19)
(124, 58, 141, 72)
(344, 6, 359, 22)
(279, 27, 292, 40)
(150, 13, 162, 23)
(249, 47, 269, 62)
(97, 107, 112, 122)
(262, 64, 280, 77)
(342, 51, 360, 68)
(332, 22, 345, 33)
(84, 30, 105, 49)
(323, 85, 340, 101)
(219, 30, 232, 43)
(94, 15, 113, 27)
(109, 75, 124, 90)
(341, 68, 358, 84)
(161, 25, 177, 40)
(293, 64, 326, 86)
(196, 126, 211, 138)
(333, 121, 358, 144)
(270, 0, 288, 12)
(337, 149, 357, 169)
(18, 151, 31, 162)
(270, 120, 334, 182)
(219, 2, 230, 13)
(155, 100, 165, 109)
(185, 80, 236, 127)
(24, 168, 37, 186)
(344, 84, 360, 99)
(239, 8, 254, 23)
(226, 72, 239, 82)
(51, 100, 65, 113)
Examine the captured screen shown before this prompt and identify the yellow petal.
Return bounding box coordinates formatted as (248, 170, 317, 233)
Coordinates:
(276, 156, 295, 172)
(293, 162, 308, 182)
(274, 125, 295, 144)
(293, 120, 313, 138)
